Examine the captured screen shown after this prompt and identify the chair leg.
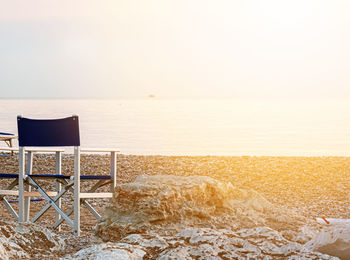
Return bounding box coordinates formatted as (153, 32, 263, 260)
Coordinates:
(55, 151, 62, 231)
(18, 147, 25, 222)
(74, 146, 81, 236)
(24, 151, 33, 222)
(110, 151, 117, 193)
(55, 181, 62, 230)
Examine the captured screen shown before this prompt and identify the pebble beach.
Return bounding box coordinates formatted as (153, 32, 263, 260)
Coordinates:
(1, 153, 350, 259)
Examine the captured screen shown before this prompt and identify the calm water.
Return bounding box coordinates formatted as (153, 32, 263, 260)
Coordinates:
(1, 98, 350, 156)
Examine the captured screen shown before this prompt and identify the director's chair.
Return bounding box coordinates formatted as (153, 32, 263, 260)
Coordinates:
(0, 147, 64, 221)
(16, 115, 119, 235)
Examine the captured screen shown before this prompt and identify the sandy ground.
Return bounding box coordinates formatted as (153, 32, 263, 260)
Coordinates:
(0, 153, 350, 258)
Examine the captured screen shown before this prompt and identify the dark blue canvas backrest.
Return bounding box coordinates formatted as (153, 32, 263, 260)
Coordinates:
(17, 116, 80, 147)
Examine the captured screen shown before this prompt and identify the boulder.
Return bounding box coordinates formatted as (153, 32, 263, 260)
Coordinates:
(96, 175, 285, 241)
(62, 243, 146, 260)
(91, 175, 334, 258)
(0, 221, 65, 259)
(305, 224, 350, 259)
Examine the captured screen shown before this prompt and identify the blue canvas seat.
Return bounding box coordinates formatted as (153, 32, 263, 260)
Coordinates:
(0, 115, 118, 236)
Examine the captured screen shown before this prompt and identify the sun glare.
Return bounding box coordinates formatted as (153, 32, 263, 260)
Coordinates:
(262, 1, 313, 29)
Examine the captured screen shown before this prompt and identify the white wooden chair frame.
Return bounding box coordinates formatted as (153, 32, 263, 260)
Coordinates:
(0, 147, 62, 221)
(18, 147, 118, 236)
(0, 144, 118, 236)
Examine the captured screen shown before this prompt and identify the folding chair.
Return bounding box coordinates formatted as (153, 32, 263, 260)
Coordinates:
(0, 133, 18, 156)
(16, 115, 118, 236)
(0, 132, 17, 148)
(0, 146, 62, 221)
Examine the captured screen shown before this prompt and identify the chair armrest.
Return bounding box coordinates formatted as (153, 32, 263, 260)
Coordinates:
(0, 147, 18, 152)
(80, 148, 120, 153)
(24, 148, 65, 153)
(0, 135, 17, 139)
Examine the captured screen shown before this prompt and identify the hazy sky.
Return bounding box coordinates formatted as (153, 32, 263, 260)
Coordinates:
(1, 0, 350, 99)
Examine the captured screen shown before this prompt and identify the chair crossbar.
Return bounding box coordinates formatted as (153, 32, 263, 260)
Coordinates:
(2, 198, 19, 220)
(1, 172, 112, 227)
(0, 173, 112, 180)
(29, 177, 110, 229)
(53, 199, 103, 229)
(52, 178, 109, 229)
(30, 174, 71, 179)
(0, 179, 20, 220)
(80, 192, 113, 198)
(27, 176, 75, 228)
(31, 179, 74, 224)
(88, 179, 111, 192)
(83, 200, 102, 219)
(0, 173, 20, 178)
(6, 179, 19, 190)
(8, 199, 43, 203)
(80, 175, 111, 180)
(29, 174, 111, 180)
(0, 190, 58, 197)
(53, 206, 74, 229)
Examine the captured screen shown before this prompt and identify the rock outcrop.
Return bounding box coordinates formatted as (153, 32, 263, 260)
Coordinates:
(0, 221, 65, 259)
(93, 175, 333, 259)
(96, 175, 286, 240)
(62, 243, 146, 260)
(305, 224, 350, 259)
(68, 228, 333, 259)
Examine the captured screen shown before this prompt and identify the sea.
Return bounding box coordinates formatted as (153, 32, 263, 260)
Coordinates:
(1, 98, 350, 156)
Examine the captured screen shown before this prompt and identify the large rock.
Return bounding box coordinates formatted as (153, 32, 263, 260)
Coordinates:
(96, 175, 308, 241)
(62, 243, 146, 260)
(305, 224, 350, 259)
(0, 221, 65, 259)
(91, 175, 336, 258)
(96, 175, 290, 241)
